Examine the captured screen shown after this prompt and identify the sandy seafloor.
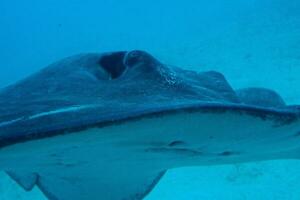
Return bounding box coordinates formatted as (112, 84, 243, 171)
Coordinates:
(0, 0, 300, 199)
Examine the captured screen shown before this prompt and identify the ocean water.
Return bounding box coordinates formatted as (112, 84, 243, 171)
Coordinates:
(0, 0, 300, 199)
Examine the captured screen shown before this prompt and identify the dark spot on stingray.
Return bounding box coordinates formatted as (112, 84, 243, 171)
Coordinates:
(99, 51, 127, 79)
(168, 140, 186, 147)
(218, 151, 238, 156)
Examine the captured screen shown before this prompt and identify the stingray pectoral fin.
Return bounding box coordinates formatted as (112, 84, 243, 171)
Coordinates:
(9, 168, 165, 200)
(6, 171, 38, 191)
(37, 170, 165, 200)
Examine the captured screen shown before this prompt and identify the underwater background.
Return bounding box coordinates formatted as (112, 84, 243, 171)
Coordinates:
(0, 0, 300, 199)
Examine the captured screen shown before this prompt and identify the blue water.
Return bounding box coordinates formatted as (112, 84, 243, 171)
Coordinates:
(1, 0, 300, 199)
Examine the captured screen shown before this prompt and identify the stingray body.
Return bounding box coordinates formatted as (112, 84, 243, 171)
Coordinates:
(0, 50, 299, 200)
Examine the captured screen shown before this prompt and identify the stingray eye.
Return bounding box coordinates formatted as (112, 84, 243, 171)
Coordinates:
(124, 50, 144, 67)
(99, 51, 127, 79)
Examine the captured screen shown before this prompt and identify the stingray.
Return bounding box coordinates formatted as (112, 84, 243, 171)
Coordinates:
(0, 50, 299, 200)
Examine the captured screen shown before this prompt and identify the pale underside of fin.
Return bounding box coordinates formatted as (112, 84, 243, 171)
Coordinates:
(36, 170, 165, 200)
(7, 169, 165, 200)
(2, 108, 300, 200)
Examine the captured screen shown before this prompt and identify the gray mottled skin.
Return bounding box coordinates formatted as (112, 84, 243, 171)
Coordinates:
(1, 50, 298, 145)
(0, 50, 299, 200)
(0, 51, 243, 144)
